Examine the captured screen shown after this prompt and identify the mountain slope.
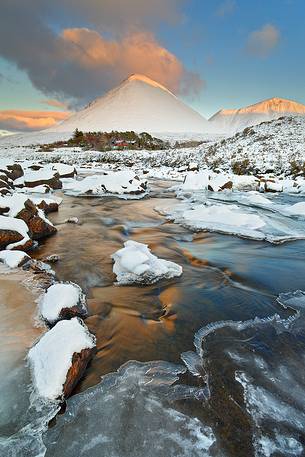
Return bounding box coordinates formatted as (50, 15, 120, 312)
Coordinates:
(209, 97, 305, 134)
(0, 129, 16, 137)
(205, 115, 305, 174)
(49, 74, 208, 134)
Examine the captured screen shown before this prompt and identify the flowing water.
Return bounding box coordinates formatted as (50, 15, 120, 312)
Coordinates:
(2, 179, 305, 456)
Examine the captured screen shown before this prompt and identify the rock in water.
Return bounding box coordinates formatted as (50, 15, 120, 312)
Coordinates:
(0, 215, 32, 250)
(40, 282, 88, 326)
(16, 199, 56, 240)
(28, 318, 96, 400)
(112, 240, 183, 285)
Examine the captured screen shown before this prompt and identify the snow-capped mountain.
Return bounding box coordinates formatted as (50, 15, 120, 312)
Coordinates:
(49, 74, 209, 134)
(0, 129, 16, 137)
(209, 97, 305, 134)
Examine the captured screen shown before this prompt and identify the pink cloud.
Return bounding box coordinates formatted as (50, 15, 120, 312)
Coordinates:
(0, 110, 71, 131)
(61, 28, 204, 98)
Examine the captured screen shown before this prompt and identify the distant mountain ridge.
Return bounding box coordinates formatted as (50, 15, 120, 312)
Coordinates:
(209, 97, 305, 134)
(0, 129, 16, 137)
(49, 74, 209, 134)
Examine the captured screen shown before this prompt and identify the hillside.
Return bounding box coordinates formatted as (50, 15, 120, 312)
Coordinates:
(209, 97, 305, 134)
(205, 115, 305, 175)
(48, 74, 209, 134)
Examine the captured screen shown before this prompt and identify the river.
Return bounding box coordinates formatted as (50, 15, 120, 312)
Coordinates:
(1, 179, 305, 456)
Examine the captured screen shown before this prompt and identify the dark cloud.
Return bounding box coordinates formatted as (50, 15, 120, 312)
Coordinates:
(0, 0, 203, 106)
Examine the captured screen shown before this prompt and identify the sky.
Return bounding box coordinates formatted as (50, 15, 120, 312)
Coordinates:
(0, 0, 304, 130)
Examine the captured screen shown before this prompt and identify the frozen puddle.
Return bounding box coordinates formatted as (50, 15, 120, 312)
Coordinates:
(43, 361, 217, 457)
(156, 197, 305, 243)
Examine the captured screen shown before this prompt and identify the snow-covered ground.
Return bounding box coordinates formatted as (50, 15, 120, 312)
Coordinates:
(1, 115, 304, 180)
(204, 115, 305, 176)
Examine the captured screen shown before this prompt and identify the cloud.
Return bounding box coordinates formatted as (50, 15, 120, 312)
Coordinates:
(0, 0, 201, 107)
(246, 24, 280, 57)
(60, 28, 204, 99)
(216, 0, 236, 17)
(57, 0, 185, 30)
(0, 110, 71, 131)
(41, 99, 69, 109)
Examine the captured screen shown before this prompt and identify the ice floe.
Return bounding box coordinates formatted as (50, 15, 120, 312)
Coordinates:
(42, 360, 217, 457)
(112, 240, 183, 285)
(157, 182, 305, 244)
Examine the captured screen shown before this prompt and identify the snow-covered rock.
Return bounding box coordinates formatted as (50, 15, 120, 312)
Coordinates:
(40, 282, 88, 325)
(15, 169, 62, 189)
(0, 215, 31, 250)
(0, 250, 30, 268)
(0, 193, 60, 217)
(64, 217, 79, 224)
(50, 163, 76, 178)
(177, 171, 258, 194)
(28, 318, 96, 400)
(63, 171, 148, 197)
(112, 240, 182, 285)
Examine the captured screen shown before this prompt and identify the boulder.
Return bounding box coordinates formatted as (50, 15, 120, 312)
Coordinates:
(28, 318, 96, 400)
(0, 229, 32, 251)
(24, 172, 62, 190)
(188, 162, 199, 172)
(0, 250, 30, 268)
(22, 258, 56, 289)
(220, 180, 233, 191)
(16, 199, 57, 240)
(0, 163, 23, 181)
(0, 215, 33, 251)
(6, 164, 24, 181)
(36, 199, 59, 214)
(63, 347, 94, 397)
(40, 282, 88, 326)
(51, 163, 77, 178)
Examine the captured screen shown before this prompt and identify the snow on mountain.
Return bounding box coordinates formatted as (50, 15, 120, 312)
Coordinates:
(48, 74, 209, 134)
(205, 115, 305, 175)
(209, 97, 305, 134)
(0, 129, 16, 137)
